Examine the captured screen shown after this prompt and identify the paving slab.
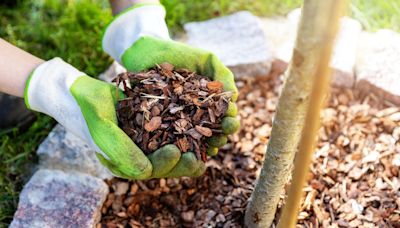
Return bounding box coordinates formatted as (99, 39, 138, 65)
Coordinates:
(10, 169, 108, 228)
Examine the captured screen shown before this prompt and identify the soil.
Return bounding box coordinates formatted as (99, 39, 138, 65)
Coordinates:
(114, 63, 232, 161)
(100, 62, 400, 228)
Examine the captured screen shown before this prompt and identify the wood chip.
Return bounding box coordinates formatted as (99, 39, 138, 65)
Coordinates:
(186, 128, 203, 140)
(195, 125, 213, 137)
(144, 116, 162, 132)
(206, 81, 224, 92)
(176, 137, 190, 152)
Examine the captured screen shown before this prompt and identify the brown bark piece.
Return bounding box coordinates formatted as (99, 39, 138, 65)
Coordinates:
(195, 125, 213, 137)
(176, 137, 190, 152)
(144, 117, 162, 132)
(206, 81, 224, 92)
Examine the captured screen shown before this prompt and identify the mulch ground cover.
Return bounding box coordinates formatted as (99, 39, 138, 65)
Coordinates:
(99, 62, 400, 228)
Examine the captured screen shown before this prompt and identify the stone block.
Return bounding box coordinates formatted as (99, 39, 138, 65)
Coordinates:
(10, 169, 108, 228)
(355, 30, 400, 105)
(184, 11, 273, 78)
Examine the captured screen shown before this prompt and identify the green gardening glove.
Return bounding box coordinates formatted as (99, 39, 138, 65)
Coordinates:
(25, 58, 206, 179)
(102, 3, 240, 177)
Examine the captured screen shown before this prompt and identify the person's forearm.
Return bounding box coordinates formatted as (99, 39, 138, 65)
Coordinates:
(109, 0, 159, 15)
(0, 38, 44, 97)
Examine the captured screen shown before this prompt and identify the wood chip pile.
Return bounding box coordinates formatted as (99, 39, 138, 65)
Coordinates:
(114, 63, 231, 161)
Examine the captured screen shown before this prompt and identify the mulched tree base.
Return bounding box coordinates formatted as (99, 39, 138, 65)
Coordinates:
(114, 63, 231, 161)
(100, 63, 400, 227)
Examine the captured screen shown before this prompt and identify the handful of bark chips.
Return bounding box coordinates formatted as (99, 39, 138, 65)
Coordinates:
(113, 63, 232, 162)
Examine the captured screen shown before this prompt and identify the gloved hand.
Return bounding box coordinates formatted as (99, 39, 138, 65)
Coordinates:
(102, 4, 240, 159)
(24, 58, 205, 179)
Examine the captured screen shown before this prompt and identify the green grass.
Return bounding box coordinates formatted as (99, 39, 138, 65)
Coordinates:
(0, 0, 399, 226)
(0, 115, 53, 224)
(0, 0, 113, 76)
(351, 0, 400, 32)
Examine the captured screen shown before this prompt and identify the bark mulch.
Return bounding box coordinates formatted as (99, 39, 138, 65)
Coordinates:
(114, 63, 231, 160)
(99, 62, 400, 228)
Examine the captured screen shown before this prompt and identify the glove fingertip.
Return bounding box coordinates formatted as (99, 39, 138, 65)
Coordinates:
(206, 147, 219, 156)
(190, 161, 206, 177)
(165, 152, 198, 178)
(207, 135, 228, 148)
(221, 117, 240, 135)
(225, 102, 238, 117)
(160, 144, 181, 153)
(148, 144, 181, 178)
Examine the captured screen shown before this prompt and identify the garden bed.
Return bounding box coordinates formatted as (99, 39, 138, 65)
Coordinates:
(98, 66, 400, 227)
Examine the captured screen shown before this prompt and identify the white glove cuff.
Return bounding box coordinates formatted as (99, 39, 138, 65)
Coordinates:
(25, 57, 89, 139)
(25, 58, 110, 160)
(25, 58, 83, 113)
(102, 4, 170, 63)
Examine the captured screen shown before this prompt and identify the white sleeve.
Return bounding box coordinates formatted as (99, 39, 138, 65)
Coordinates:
(102, 4, 170, 63)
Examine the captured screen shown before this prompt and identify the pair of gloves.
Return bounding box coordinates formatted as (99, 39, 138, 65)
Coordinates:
(25, 4, 239, 179)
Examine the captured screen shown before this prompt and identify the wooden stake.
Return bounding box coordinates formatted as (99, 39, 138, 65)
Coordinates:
(277, 1, 348, 227)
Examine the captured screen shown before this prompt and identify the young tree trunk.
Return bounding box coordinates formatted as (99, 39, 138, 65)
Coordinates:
(277, 1, 347, 227)
(244, 1, 347, 227)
